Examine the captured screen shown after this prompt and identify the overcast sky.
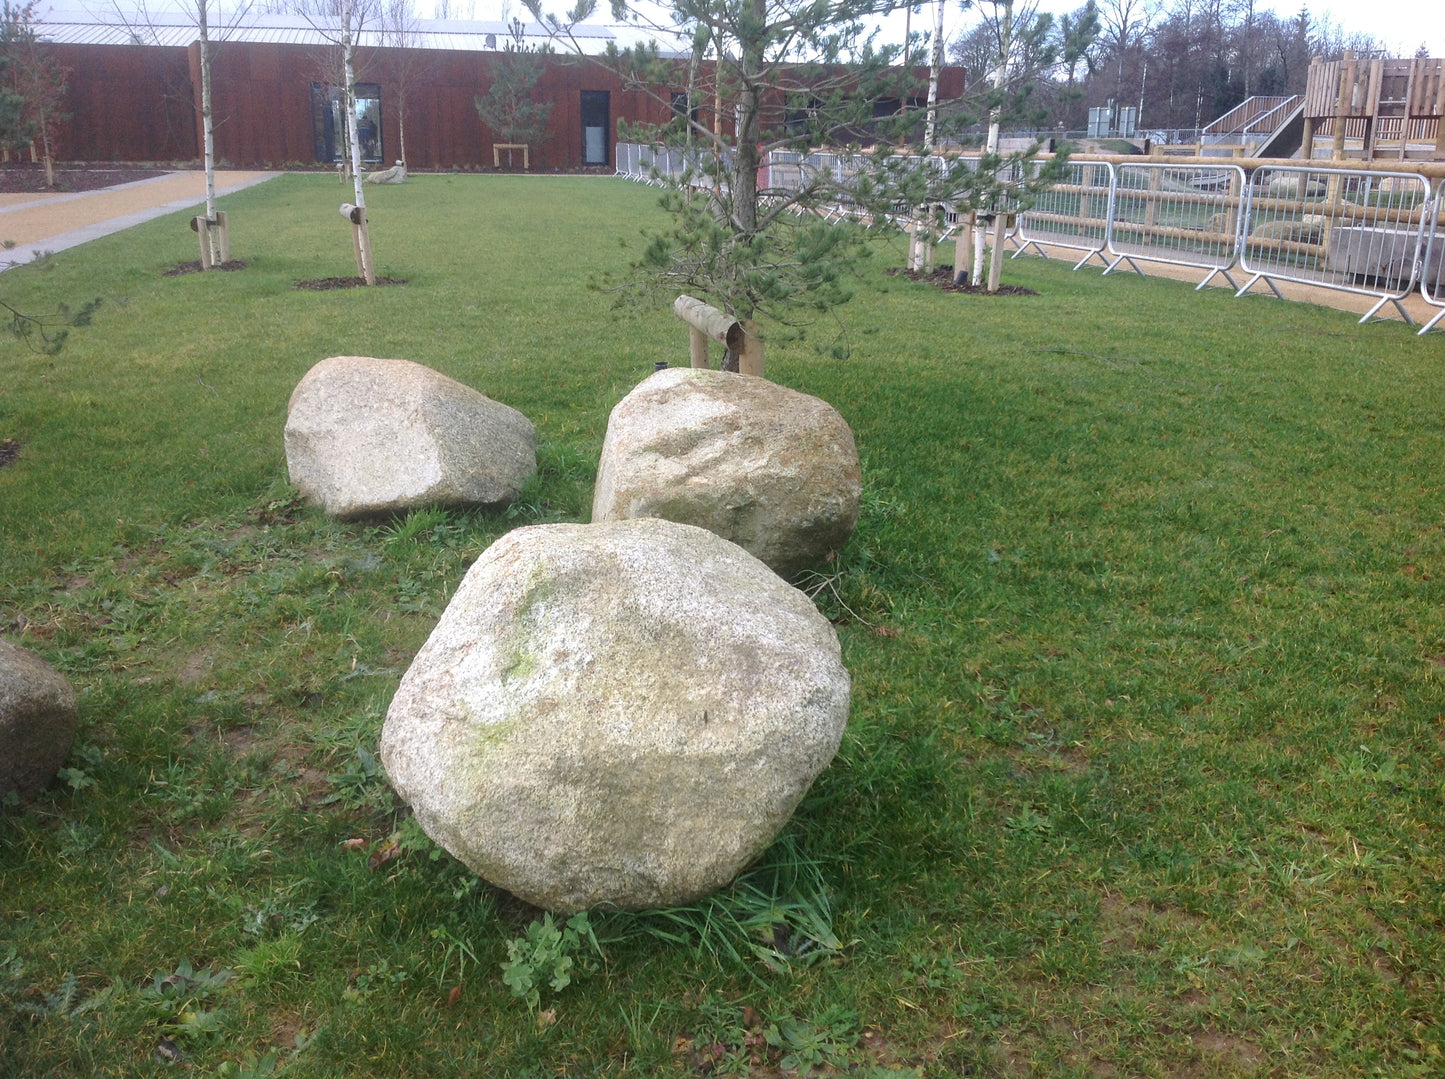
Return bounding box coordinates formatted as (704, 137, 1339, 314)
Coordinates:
(63, 0, 1439, 57)
(459, 0, 1443, 58)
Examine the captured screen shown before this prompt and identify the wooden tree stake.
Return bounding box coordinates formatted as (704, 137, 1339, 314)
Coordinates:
(954, 212, 975, 284)
(215, 211, 229, 264)
(739, 321, 765, 377)
(987, 213, 1008, 292)
(341, 203, 376, 285)
(688, 325, 710, 368)
(192, 215, 213, 270)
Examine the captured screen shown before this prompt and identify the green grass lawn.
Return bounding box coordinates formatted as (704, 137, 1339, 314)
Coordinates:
(3, 173, 1444, 1078)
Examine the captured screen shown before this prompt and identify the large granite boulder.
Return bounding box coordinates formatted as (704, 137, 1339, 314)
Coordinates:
(0, 638, 79, 804)
(380, 517, 851, 912)
(365, 161, 408, 184)
(592, 368, 861, 578)
(285, 356, 536, 519)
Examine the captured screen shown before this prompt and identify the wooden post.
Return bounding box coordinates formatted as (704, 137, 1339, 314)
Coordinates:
(738, 320, 765, 377)
(689, 325, 710, 368)
(954, 211, 974, 284)
(357, 214, 375, 285)
(924, 206, 936, 273)
(215, 210, 229, 264)
(192, 215, 213, 270)
(1331, 51, 1353, 162)
(986, 213, 1009, 293)
(341, 203, 376, 285)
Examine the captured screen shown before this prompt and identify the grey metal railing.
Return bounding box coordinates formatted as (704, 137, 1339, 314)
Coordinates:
(1105, 163, 1246, 288)
(1010, 161, 1113, 269)
(1237, 166, 1433, 324)
(617, 144, 1445, 328)
(1420, 188, 1445, 335)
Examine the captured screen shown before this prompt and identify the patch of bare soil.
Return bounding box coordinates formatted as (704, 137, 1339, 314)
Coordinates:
(294, 276, 407, 290)
(0, 438, 18, 468)
(0, 164, 175, 194)
(887, 265, 1039, 296)
(164, 259, 249, 277)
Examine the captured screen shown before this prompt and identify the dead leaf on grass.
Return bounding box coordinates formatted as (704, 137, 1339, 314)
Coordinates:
(367, 838, 403, 870)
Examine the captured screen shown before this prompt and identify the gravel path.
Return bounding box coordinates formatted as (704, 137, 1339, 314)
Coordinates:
(0, 169, 279, 271)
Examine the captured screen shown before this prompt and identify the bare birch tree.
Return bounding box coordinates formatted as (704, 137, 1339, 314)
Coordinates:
(378, 0, 427, 166)
(294, 0, 379, 282)
(99, 0, 255, 266)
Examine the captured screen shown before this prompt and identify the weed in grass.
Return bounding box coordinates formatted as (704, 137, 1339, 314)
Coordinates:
(318, 745, 392, 810)
(763, 1004, 859, 1076)
(140, 960, 236, 1048)
(9, 970, 112, 1021)
(501, 912, 602, 1011)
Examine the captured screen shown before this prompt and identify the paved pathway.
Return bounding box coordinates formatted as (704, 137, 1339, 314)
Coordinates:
(0, 170, 278, 272)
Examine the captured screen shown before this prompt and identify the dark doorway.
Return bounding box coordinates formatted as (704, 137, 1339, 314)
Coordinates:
(311, 83, 383, 165)
(581, 90, 610, 166)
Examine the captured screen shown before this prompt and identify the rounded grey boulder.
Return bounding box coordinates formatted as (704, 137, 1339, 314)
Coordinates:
(0, 638, 79, 804)
(379, 518, 851, 912)
(285, 356, 537, 519)
(592, 368, 861, 578)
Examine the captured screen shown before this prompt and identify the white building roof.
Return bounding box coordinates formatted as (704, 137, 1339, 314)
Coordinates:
(34, 8, 678, 53)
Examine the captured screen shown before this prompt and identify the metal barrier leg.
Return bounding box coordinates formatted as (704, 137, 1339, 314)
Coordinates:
(1071, 249, 1109, 271)
(1103, 254, 1144, 276)
(1418, 307, 1445, 335)
(1359, 296, 1414, 325)
(1236, 273, 1284, 300)
(1196, 267, 1239, 291)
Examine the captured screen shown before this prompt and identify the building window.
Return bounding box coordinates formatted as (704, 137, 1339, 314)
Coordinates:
(311, 83, 383, 165)
(670, 92, 699, 125)
(581, 90, 610, 166)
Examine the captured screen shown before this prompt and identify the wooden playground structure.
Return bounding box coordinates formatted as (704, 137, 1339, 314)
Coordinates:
(1302, 54, 1445, 161)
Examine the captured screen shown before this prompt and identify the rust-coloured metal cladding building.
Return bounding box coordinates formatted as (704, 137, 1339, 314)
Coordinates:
(36, 9, 965, 172)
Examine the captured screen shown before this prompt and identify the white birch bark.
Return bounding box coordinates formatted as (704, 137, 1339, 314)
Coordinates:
(341, 0, 375, 284)
(974, 0, 1012, 286)
(199, 0, 219, 265)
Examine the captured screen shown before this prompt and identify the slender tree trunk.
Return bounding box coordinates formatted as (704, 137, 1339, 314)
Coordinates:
(913, 0, 944, 272)
(342, 1, 375, 285)
(199, 0, 220, 266)
(397, 87, 407, 165)
(39, 104, 53, 188)
(975, 0, 1012, 286)
(730, 0, 764, 276)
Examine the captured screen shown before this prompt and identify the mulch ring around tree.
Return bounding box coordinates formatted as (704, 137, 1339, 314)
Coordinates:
(0, 439, 20, 468)
(887, 266, 1039, 296)
(165, 260, 250, 276)
(294, 276, 407, 291)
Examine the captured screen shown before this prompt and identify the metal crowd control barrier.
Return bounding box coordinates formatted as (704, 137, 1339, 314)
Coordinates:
(1104, 163, 1246, 288)
(1238, 165, 1432, 324)
(1011, 161, 1114, 269)
(615, 143, 700, 185)
(1421, 187, 1445, 335)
